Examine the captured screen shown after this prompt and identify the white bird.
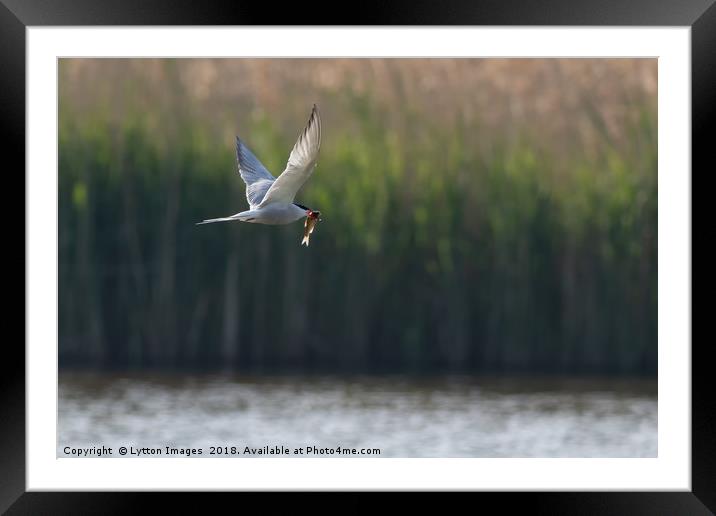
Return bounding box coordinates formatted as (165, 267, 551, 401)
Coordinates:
(197, 105, 322, 245)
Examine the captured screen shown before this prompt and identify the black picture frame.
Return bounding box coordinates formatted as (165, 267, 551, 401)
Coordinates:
(3, 1, 709, 512)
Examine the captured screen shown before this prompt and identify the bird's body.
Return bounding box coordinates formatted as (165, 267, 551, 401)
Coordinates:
(197, 104, 323, 244)
(198, 203, 307, 226)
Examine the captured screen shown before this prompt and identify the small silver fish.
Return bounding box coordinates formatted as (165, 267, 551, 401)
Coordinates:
(301, 210, 321, 246)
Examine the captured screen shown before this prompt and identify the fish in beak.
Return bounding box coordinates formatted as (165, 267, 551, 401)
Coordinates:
(301, 210, 321, 246)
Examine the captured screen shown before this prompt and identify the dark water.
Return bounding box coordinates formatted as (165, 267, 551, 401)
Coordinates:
(58, 373, 657, 458)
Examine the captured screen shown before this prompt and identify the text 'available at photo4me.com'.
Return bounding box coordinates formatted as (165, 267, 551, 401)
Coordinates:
(62, 445, 382, 457)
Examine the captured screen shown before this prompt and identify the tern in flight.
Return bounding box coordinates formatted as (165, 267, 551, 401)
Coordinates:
(198, 104, 322, 245)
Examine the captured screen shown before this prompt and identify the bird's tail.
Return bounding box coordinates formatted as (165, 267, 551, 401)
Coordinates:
(196, 216, 237, 225)
(196, 210, 258, 225)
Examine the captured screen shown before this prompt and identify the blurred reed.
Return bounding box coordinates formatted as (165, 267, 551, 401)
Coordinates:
(58, 58, 657, 374)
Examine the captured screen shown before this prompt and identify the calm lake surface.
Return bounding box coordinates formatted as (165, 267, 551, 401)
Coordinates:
(58, 373, 657, 458)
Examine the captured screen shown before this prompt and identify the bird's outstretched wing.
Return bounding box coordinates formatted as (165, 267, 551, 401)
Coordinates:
(236, 136, 276, 209)
(258, 105, 321, 207)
